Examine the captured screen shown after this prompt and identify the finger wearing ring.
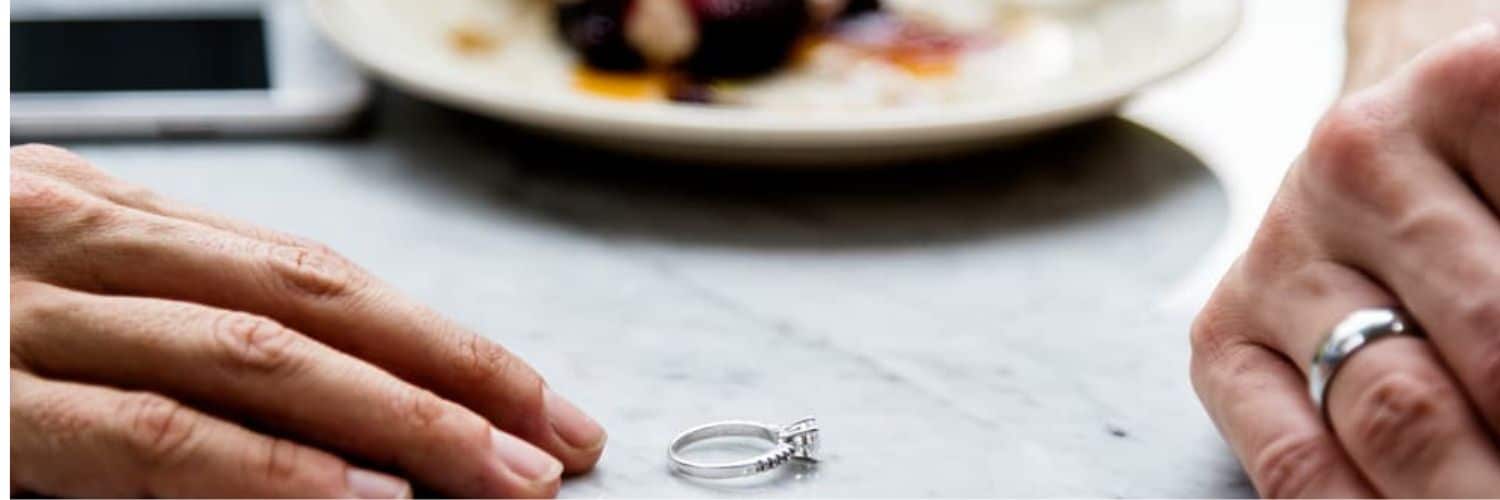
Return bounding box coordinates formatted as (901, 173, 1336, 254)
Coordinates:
(1308, 308, 1423, 413)
(1236, 256, 1500, 495)
(1311, 308, 1500, 497)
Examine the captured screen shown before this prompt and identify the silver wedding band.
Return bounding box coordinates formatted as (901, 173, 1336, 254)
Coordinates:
(1309, 307, 1424, 414)
(668, 417, 820, 479)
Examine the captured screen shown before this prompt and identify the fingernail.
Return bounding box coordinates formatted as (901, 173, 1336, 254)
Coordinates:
(491, 428, 563, 482)
(346, 467, 411, 499)
(545, 388, 606, 449)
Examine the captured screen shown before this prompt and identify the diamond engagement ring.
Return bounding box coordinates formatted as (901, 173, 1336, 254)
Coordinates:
(1309, 308, 1423, 414)
(668, 417, 820, 479)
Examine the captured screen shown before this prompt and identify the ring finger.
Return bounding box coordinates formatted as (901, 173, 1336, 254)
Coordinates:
(1249, 260, 1500, 497)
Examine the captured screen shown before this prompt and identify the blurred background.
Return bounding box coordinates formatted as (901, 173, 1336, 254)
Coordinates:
(10, 0, 1346, 496)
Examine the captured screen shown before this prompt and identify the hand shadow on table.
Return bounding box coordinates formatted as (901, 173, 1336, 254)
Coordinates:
(373, 91, 1228, 252)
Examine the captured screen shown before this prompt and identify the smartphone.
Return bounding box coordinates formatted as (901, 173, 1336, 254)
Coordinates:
(12, 0, 370, 139)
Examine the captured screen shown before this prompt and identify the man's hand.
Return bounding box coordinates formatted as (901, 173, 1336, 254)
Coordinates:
(1191, 22, 1500, 497)
(10, 145, 606, 498)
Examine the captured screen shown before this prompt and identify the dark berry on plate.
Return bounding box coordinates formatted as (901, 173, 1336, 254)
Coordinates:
(684, 0, 810, 77)
(838, 0, 880, 18)
(556, 0, 647, 71)
(808, 0, 881, 25)
(558, 0, 848, 78)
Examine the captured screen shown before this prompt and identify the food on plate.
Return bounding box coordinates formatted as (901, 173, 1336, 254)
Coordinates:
(446, 0, 1078, 109)
(556, 0, 876, 76)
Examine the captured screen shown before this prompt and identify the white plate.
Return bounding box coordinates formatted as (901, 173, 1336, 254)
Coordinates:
(310, 0, 1240, 166)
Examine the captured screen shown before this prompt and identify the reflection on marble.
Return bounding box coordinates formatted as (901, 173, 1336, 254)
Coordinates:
(62, 92, 1252, 497)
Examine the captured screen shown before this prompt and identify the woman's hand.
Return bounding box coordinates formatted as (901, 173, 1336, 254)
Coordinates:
(1191, 23, 1500, 497)
(10, 145, 606, 498)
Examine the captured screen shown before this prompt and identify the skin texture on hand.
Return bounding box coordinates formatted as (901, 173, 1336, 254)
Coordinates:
(10, 145, 607, 498)
(1192, 17, 1500, 499)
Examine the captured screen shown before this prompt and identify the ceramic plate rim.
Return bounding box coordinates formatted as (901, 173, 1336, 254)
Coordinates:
(309, 0, 1242, 147)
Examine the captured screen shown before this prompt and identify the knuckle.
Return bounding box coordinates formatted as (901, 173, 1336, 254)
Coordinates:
(267, 244, 367, 299)
(1188, 292, 1260, 405)
(457, 334, 516, 387)
(10, 172, 111, 230)
(69, 197, 125, 234)
(107, 183, 166, 211)
(11, 171, 71, 214)
(458, 334, 547, 427)
(1344, 371, 1458, 466)
(1300, 95, 1406, 210)
(117, 393, 200, 467)
(11, 280, 74, 328)
(1309, 97, 1393, 166)
(398, 387, 459, 431)
(211, 312, 303, 375)
(1277, 262, 1345, 307)
(278, 441, 351, 496)
(260, 437, 302, 482)
(1190, 335, 1271, 411)
(1408, 25, 1500, 107)
(249, 437, 344, 495)
(1190, 273, 1253, 367)
(396, 388, 490, 449)
(10, 144, 101, 178)
(9, 283, 82, 365)
(1250, 433, 1343, 499)
(1452, 292, 1500, 346)
(1189, 300, 1232, 362)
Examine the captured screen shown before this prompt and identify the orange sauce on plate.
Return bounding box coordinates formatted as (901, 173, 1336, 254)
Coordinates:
(573, 67, 669, 101)
(571, 13, 977, 102)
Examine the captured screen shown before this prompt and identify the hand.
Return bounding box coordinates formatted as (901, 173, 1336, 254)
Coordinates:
(10, 145, 606, 498)
(1191, 24, 1500, 497)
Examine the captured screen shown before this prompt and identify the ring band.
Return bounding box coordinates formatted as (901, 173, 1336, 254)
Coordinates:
(1309, 308, 1423, 413)
(668, 417, 819, 479)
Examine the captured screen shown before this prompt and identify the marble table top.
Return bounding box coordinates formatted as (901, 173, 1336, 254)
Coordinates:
(47, 1, 1347, 496)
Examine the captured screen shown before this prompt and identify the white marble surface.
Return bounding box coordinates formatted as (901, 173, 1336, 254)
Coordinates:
(45, 1, 1348, 496)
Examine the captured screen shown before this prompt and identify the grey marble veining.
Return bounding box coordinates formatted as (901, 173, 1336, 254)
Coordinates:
(55, 91, 1252, 497)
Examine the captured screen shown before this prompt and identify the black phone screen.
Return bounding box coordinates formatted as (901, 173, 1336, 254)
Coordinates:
(12, 18, 270, 92)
